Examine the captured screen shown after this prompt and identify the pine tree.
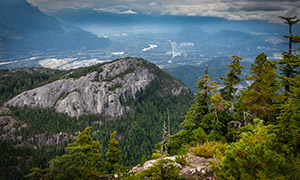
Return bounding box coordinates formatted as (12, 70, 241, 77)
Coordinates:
(237, 53, 281, 123)
(220, 55, 245, 102)
(26, 127, 108, 180)
(182, 72, 218, 129)
(106, 131, 121, 165)
(275, 74, 300, 154)
(278, 16, 300, 96)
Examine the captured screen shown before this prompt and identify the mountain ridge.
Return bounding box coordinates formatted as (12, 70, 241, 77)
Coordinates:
(4, 57, 190, 118)
(0, 0, 110, 60)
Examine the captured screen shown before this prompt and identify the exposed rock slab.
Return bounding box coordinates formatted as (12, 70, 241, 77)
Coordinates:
(131, 153, 216, 180)
(4, 58, 156, 118)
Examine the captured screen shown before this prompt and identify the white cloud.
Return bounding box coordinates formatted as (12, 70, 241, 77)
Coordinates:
(27, 0, 300, 22)
(119, 10, 137, 14)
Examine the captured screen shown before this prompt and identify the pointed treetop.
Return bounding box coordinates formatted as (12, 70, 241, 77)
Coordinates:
(279, 16, 300, 25)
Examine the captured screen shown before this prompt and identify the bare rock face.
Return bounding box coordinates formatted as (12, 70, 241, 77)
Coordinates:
(4, 58, 158, 118)
(131, 156, 182, 174)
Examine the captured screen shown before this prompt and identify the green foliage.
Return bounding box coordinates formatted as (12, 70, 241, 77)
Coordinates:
(108, 83, 122, 91)
(4, 58, 193, 171)
(175, 154, 190, 166)
(26, 127, 109, 180)
(10, 106, 105, 136)
(272, 74, 300, 155)
(67, 62, 105, 79)
(277, 16, 300, 96)
(0, 141, 65, 180)
(237, 53, 281, 123)
(220, 55, 244, 102)
(134, 159, 183, 180)
(168, 128, 206, 155)
(211, 119, 286, 179)
(0, 68, 66, 105)
(192, 141, 227, 158)
(106, 131, 121, 166)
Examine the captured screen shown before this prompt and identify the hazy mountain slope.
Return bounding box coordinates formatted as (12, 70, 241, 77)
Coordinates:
(164, 57, 251, 92)
(175, 26, 209, 43)
(0, 0, 110, 61)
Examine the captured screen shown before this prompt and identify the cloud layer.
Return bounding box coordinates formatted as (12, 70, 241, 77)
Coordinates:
(27, 0, 300, 22)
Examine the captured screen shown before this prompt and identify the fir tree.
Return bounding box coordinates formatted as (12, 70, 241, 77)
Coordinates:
(220, 55, 245, 102)
(237, 53, 281, 123)
(106, 131, 121, 166)
(278, 16, 300, 96)
(26, 127, 108, 180)
(275, 74, 300, 154)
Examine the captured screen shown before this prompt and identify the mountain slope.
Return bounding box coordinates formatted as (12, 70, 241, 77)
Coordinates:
(0, 0, 110, 60)
(1, 58, 193, 177)
(164, 57, 251, 92)
(4, 58, 189, 118)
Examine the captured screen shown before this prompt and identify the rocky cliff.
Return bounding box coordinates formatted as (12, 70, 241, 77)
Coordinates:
(4, 58, 189, 118)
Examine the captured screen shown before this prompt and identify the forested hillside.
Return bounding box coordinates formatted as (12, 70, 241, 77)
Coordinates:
(0, 58, 193, 179)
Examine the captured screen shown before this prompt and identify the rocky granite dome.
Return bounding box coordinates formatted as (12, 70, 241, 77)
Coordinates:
(4, 58, 189, 118)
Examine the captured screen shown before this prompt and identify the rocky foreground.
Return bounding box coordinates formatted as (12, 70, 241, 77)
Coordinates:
(130, 153, 215, 179)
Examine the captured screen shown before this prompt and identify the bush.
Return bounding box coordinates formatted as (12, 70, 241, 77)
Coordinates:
(192, 141, 227, 158)
(175, 155, 190, 166)
(135, 159, 183, 180)
(211, 119, 287, 179)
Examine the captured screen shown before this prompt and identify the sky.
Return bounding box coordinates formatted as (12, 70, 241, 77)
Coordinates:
(27, 0, 300, 23)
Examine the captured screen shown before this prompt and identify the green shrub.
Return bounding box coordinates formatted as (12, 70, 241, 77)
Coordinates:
(192, 141, 227, 158)
(211, 119, 287, 180)
(175, 155, 190, 166)
(135, 159, 183, 180)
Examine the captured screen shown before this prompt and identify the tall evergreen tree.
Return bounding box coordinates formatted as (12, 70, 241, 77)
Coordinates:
(106, 131, 121, 166)
(181, 73, 218, 129)
(237, 53, 281, 123)
(220, 55, 245, 102)
(26, 127, 107, 180)
(275, 74, 300, 154)
(278, 16, 300, 96)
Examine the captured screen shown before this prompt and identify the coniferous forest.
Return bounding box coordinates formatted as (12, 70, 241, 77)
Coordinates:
(0, 16, 300, 179)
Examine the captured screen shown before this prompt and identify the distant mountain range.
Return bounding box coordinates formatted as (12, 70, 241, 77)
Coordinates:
(48, 8, 298, 62)
(50, 8, 300, 35)
(0, 0, 110, 61)
(1, 2, 299, 70)
(164, 57, 252, 92)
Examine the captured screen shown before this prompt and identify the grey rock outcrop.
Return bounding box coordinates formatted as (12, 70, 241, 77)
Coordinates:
(131, 153, 215, 179)
(4, 58, 158, 118)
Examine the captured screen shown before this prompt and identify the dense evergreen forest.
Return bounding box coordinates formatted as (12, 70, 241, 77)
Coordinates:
(1, 16, 300, 179)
